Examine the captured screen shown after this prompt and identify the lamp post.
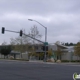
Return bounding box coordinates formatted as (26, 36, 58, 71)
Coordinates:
(28, 19, 47, 61)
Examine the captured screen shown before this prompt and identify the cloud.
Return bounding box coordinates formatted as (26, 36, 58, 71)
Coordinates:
(0, 0, 80, 44)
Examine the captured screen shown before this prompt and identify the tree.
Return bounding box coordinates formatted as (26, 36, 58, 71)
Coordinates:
(10, 26, 42, 59)
(65, 42, 74, 46)
(0, 41, 11, 58)
(0, 46, 11, 56)
(74, 42, 80, 60)
(1, 41, 7, 45)
(30, 25, 42, 44)
(55, 48, 63, 60)
(28, 46, 36, 56)
(55, 41, 63, 60)
(10, 30, 31, 58)
(39, 53, 44, 60)
(28, 25, 42, 59)
(69, 43, 74, 46)
(48, 49, 52, 58)
(10, 37, 30, 52)
(65, 42, 69, 46)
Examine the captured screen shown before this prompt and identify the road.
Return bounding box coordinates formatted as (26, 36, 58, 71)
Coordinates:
(0, 60, 80, 80)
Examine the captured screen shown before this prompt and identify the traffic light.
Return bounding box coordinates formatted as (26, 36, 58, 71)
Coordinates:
(42, 45, 48, 51)
(20, 30, 23, 36)
(2, 27, 5, 34)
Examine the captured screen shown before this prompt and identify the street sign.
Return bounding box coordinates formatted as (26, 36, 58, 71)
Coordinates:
(44, 42, 48, 45)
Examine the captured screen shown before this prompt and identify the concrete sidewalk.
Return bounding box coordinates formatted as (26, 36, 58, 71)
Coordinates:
(29, 60, 56, 64)
(0, 59, 80, 65)
(29, 60, 80, 65)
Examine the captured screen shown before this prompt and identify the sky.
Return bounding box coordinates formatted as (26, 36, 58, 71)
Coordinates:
(0, 0, 80, 44)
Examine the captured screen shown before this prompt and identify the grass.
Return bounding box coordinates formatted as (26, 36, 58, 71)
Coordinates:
(0, 58, 29, 61)
(10, 58, 29, 61)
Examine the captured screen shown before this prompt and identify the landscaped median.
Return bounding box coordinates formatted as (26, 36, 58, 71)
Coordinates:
(0, 57, 80, 63)
(0, 58, 29, 61)
(9, 58, 29, 61)
(46, 59, 61, 63)
(46, 59, 80, 63)
(8, 56, 29, 61)
(61, 60, 80, 63)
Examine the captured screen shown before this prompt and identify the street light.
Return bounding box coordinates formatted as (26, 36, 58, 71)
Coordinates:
(28, 19, 47, 61)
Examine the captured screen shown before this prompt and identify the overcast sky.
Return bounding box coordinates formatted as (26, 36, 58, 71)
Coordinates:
(0, 0, 80, 44)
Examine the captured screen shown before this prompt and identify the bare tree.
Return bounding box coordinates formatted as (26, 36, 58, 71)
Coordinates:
(30, 25, 42, 44)
(1, 41, 7, 45)
(10, 30, 31, 58)
(10, 26, 42, 59)
(27, 25, 42, 60)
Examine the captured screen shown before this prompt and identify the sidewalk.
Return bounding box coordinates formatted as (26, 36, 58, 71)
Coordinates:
(0, 59, 80, 65)
(29, 60, 80, 65)
(29, 60, 56, 64)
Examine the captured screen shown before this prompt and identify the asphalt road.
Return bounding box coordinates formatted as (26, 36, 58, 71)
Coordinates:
(0, 60, 80, 80)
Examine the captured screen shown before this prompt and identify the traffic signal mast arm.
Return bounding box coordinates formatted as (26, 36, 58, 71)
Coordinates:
(23, 33, 44, 43)
(1, 27, 44, 43)
(5, 30, 19, 33)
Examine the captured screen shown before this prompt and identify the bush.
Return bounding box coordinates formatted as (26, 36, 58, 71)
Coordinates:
(61, 60, 70, 62)
(14, 59, 29, 61)
(71, 60, 80, 62)
(61, 60, 80, 62)
(9, 58, 29, 61)
(0, 46, 11, 56)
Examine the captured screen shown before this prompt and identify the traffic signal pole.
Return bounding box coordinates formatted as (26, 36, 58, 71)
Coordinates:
(28, 19, 48, 62)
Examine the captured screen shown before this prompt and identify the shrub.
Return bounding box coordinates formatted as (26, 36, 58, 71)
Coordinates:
(61, 60, 70, 62)
(71, 60, 80, 62)
(0, 46, 11, 56)
(61, 60, 80, 62)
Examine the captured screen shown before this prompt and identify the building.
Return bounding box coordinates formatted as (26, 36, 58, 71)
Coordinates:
(0, 43, 79, 61)
(50, 43, 78, 61)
